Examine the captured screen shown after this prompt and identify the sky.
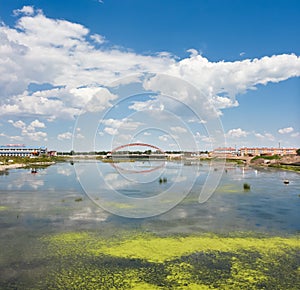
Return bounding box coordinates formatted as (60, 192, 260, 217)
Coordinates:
(0, 0, 299, 152)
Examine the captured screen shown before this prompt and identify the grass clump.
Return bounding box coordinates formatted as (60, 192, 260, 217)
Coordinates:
(243, 183, 251, 191)
(159, 177, 167, 184)
(252, 155, 280, 161)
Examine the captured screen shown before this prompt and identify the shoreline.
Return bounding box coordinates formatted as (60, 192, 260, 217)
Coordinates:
(0, 163, 26, 171)
(0, 161, 55, 172)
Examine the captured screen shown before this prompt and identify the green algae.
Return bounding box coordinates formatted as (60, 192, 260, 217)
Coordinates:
(216, 184, 241, 194)
(95, 234, 300, 263)
(103, 201, 135, 209)
(40, 232, 300, 289)
(0, 205, 8, 211)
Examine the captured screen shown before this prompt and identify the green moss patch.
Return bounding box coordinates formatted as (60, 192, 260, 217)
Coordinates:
(40, 232, 300, 289)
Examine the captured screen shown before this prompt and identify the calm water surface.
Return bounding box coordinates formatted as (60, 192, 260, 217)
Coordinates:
(0, 161, 299, 288)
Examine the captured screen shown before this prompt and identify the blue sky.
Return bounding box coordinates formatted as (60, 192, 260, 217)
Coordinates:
(0, 0, 299, 151)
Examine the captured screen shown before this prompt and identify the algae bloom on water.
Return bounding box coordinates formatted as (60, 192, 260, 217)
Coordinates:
(39, 232, 300, 290)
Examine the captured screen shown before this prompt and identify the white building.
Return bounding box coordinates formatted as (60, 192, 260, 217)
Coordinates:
(0, 144, 47, 157)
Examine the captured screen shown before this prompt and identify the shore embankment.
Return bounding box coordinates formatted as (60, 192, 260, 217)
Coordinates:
(0, 156, 67, 172)
(0, 163, 26, 171)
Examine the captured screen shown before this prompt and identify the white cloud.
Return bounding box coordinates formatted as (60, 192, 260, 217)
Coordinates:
(13, 6, 35, 16)
(1, 89, 80, 120)
(166, 53, 300, 100)
(57, 132, 72, 140)
(129, 99, 164, 111)
(70, 86, 118, 113)
(212, 96, 239, 110)
(278, 127, 294, 134)
(255, 132, 275, 141)
(8, 119, 47, 141)
(0, 7, 299, 139)
(170, 126, 187, 133)
(25, 131, 47, 141)
(159, 135, 169, 142)
(101, 118, 143, 131)
(188, 118, 207, 124)
(226, 128, 248, 138)
(143, 132, 151, 136)
(104, 127, 118, 135)
(28, 119, 45, 131)
(8, 119, 26, 129)
(194, 132, 214, 143)
(90, 34, 105, 44)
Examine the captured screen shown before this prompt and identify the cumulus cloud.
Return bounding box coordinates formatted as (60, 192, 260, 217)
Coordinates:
(159, 135, 169, 142)
(1, 9, 299, 122)
(170, 126, 187, 133)
(28, 119, 46, 131)
(13, 6, 35, 16)
(226, 128, 248, 138)
(101, 118, 143, 131)
(278, 127, 294, 134)
(0, 6, 300, 142)
(194, 132, 214, 144)
(0, 88, 81, 119)
(104, 127, 118, 135)
(129, 98, 165, 111)
(57, 132, 72, 140)
(71, 86, 118, 113)
(254, 132, 275, 141)
(90, 33, 105, 44)
(8, 119, 47, 141)
(101, 116, 143, 136)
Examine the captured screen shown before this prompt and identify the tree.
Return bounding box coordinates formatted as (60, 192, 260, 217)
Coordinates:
(296, 148, 300, 156)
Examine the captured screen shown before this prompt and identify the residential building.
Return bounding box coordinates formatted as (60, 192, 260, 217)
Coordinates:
(240, 147, 297, 156)
(212, 147, 237, 157)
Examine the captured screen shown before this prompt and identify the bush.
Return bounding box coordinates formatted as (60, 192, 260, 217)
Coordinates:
(243, 183, 251, 191)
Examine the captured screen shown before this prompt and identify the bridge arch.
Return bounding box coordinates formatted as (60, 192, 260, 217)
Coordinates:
(110, 142, 164, 154)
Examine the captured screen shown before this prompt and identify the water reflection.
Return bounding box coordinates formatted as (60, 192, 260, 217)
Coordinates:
(0, 161, 299, 234)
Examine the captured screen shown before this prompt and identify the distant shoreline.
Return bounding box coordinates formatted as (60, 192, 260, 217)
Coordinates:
(0, 161, 56, 172)
(1, 155, 299, 173)
(0, 163, 26, 171)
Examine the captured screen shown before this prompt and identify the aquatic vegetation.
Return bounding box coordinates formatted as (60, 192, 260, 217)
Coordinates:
(216, 184, 241, 193)
(159, 177, 167, 184)
(74, 197, 83, 202)
(103, 201, 135, 209)
(0, 205, 8, 211)
(40, 232, 300, 289)
(243, 183, 251, 191)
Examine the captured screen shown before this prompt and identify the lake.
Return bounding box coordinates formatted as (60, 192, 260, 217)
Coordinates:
(0, 161, 299, 289)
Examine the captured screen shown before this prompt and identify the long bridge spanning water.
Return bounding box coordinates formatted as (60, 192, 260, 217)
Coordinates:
(108, 153, 166, 160)
(107, 142, 166, 160)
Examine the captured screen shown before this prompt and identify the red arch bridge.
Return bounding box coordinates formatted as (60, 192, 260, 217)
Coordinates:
(108, 143, 165, 159)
